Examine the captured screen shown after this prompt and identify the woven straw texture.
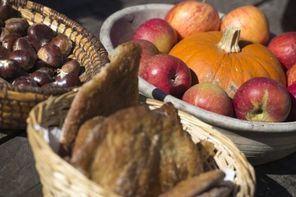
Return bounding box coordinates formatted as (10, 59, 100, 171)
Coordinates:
(27, 91, 256, 197)
(0, 0, 109, 130)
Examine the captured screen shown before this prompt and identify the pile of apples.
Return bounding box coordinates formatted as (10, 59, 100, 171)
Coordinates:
(131, 1, 296, 122)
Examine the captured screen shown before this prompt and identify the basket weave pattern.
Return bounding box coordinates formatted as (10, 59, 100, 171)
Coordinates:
(27, 92, 256, 197)
(0, 0, 109, 129)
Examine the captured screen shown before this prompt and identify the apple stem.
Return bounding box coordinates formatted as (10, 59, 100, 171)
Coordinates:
(218, 27, 241, 53)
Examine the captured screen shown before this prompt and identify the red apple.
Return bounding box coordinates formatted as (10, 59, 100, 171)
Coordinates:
(165, 1, 220, 39)
(288, 82, 296, 97)
(233, 77, 291, 122)
(268, 32, 296, 70)
(139, 54, 191, 98)
(182, 82, 234, 117)
(133, 39, 159, 59)
(287, 63, 296, 86)
(133, 39, 159, 74)
(133, 18, 178, 54)
(287, 82, 296, 121)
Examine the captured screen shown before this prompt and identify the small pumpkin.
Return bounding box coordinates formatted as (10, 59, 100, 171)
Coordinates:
(169, 27, 286, 98)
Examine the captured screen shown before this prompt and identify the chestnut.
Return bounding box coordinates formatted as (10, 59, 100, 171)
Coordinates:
(50, 34, 73, 56)
(9, 50, 36, 71)
(27, 35, 41, 51)
(29, 60, 56, 75)
(13, 37, 36, 55)
(34, 64, 56, 77)
(0, 4, 19, 21)
(59, 59, 80, 77)
(53, 73, 81, 88)
(32, 60, 52, 69)
(0, 27, 9, 42)
(30, 69, 54, 86)
(37, 44, 64, 67)
(27, 24, 56, 47)
(5, 17, 29, 36)
(0, 45, 9, 59)
(2, 33, 21, 51)
(12, 75, 38, 87)
(0, 59, 22, 80)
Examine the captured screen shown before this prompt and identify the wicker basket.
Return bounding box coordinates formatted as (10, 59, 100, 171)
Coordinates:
(0, 0, 109, 130)
(27, 91, 256, 197)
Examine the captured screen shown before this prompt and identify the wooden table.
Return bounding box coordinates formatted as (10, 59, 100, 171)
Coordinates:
(1, 0, 296, 196)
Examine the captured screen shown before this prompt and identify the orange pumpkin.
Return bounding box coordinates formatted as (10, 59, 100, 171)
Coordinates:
(169, 27, 286, 98)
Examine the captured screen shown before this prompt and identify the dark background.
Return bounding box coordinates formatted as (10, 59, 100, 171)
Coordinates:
(1, 0, 296, 197)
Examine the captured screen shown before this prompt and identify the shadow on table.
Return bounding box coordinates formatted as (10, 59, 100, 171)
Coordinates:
(0, 130, 25, 144)
(255, 152, 296, 197)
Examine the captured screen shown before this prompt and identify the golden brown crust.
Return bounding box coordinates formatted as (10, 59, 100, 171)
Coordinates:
(71, 116, 105, 175)
(61, 42, 141, 152)
(75, 103, 204, 197)
(159, 170, 225, 197)
(72, 116, 105, 154)
(155, 103, 204, 192)
(89, 105, 163, 197)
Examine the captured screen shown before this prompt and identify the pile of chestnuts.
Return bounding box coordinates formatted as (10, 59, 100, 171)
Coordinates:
(0, 1, 82, 88)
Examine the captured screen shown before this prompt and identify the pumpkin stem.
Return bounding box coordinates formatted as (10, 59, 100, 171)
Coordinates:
(218, 27, 241, 53)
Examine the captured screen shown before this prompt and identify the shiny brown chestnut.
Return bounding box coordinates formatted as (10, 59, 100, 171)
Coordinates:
(0, 45, 9, 59)
(29, 60, 56, 76)
(50, 34, 73, 56)
(0, 3, 19, 21)
(2, 33, 21, 51)
(33, 64, 56, 77)
(5, 17, 29, 36)
(37, 44, 64, 67)
(12, 75, 38, 87)
(0, 27, 9, 41)
(52, 73, 81, 88)
(0, 59, 22, 80)
(31, 60, 52, 70)
(27, 24, 56, 47)
(30, 69, 54, 86)
(13, 37, 36, 55)
(9, 50, 36, 71)
(27, 35, 41, 51)
(59, 59, 80, 77)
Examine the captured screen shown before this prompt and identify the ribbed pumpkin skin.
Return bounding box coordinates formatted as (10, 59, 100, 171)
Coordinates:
(169, 31, 286, 98)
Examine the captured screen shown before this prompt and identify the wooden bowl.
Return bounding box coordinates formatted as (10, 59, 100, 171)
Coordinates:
(0, 0, 109, 130)
(99, 3, 296, 165)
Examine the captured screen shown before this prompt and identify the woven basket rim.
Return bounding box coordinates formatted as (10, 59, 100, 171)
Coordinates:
(27, 92, 256, 197)
(0, 0, 107, 95)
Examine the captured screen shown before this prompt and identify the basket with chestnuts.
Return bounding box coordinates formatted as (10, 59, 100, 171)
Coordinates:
(0, 0, 109, 130)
